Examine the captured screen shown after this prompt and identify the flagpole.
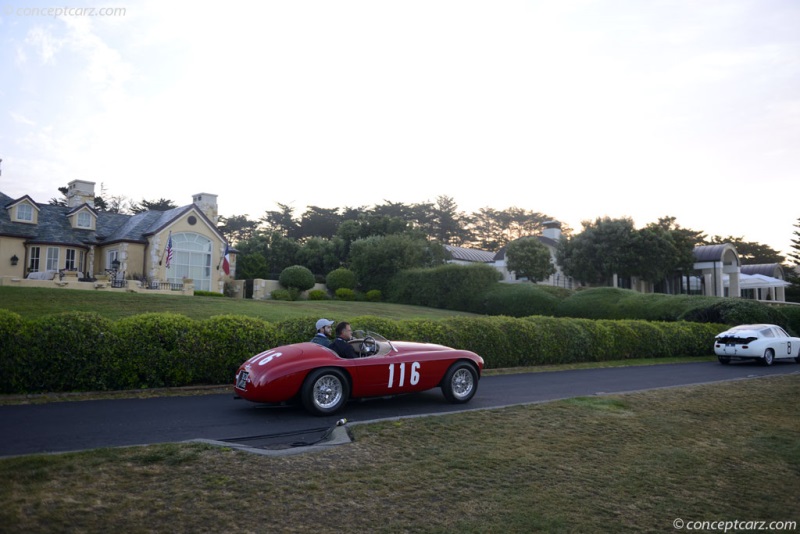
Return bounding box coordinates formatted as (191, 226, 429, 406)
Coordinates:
(159, 231, 171, 266)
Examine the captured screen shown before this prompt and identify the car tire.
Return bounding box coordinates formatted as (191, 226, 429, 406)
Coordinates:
(441, 362, 478, 404)
(301, 368, 350, 416)
(761, 349, 775, 366)
(717, 356, 730, 365)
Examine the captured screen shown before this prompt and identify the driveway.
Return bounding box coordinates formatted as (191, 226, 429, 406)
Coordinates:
(1, 361, 796, 457)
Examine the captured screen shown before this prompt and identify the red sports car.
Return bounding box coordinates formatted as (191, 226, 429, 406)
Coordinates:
(234, 330, 484, 415)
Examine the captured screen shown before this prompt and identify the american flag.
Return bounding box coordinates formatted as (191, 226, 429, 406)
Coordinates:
(165, 232, 173, 268)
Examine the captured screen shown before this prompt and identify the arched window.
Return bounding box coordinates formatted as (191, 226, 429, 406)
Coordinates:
(166, 233, 212, 291)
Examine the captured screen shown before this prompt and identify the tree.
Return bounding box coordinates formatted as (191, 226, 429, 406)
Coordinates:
(130, 198, 178, 213)
(467, 206, 553, 250)
(635, 217, 705, 284)
(787, 217, 800, 266)
(297, 206, 342, 239)
(348, 234, 446, 292)
(470, 207, 504, 250)
(295, 237, 341, 275)
(430, 195, 473, 246)
(707, 235, 785, 264)
(234, 231, 299, 276)
(235, 253, 270, 279)
(557, 217, 639, 285)
(505, 237, 555, 282)
(217, 214, 259, 245)
(786, 218, 800, 303)
(260, 203, 299, 238)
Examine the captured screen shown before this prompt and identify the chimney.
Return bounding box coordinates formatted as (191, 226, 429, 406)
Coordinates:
(192, 192, 218, 223)
(67, 180, 96, 208)
(542, 220, 562, 240)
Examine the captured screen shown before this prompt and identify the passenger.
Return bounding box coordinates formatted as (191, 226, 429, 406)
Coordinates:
(331, 321, 358, 359)
(311, 318, 334, 347)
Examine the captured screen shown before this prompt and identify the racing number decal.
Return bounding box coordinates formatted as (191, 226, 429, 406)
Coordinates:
(789, 341, 792, 355)
(249, 349, 283, 366)
(387, 362, 420, 388)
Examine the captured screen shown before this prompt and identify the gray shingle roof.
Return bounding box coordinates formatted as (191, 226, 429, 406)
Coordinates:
(1, 192, 212, 248)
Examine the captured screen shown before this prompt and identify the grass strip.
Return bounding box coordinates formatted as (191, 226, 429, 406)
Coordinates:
(1, 374, 797, 533)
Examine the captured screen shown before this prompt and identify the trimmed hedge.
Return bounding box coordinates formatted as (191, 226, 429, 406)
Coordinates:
(0, 312, 724, 394)
(389, 263, 501, 310)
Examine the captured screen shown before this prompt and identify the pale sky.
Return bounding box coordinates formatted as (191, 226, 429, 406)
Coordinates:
(1, 0, 798, 257)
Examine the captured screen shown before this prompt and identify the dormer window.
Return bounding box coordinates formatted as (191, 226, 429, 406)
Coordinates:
(17, 204, 33, 222)
(77, 211, 91, 228)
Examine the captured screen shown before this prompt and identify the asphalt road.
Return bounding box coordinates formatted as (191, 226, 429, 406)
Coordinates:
(1, 360, 797, 458)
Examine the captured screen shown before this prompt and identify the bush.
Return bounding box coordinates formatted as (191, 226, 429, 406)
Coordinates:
(678, 299, 789, 328)
(270, 289, 293, 301)
(326, 268, 357, 292)
(479, 283, 561, 317)
(335, 288, 356, 301)
(0, 311, 723, 394)
(189, 315, 277, 384)
(389, 263, 501, 310)
(113, 313, 199, 389)
(23, 312, 118, 392)
(778, 305, 800, 336)
(279, 265, 315, 291)
(272, 316, 327, 346)
(307, 289, 329, 300)
(0, 309, 25, 393)
(365, 289, 382, 302)
(194, 290, 223, 297)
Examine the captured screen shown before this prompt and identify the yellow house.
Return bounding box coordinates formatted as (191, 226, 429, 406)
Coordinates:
(0, 180, 235, 293)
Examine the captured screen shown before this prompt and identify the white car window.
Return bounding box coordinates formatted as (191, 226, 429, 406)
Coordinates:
(760, 328, 774, 338)
(775, 327, 789, 338)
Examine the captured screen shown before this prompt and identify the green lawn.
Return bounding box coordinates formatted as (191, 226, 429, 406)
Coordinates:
(1, 286, 796, 531)
(1, 375, 797, 532)
(0, 286, 477, 322)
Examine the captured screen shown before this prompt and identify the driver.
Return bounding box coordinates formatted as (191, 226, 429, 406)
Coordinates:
(331, 321, 358, 359)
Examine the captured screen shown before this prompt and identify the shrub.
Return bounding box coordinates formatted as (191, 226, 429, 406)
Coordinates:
(678, 299, 789, 328)
(0, 309, 25, 393)
(479, 283, 561, 317)
(389, 263, 501, 310)
(113, 313, 199, 389)
(270, 289, 293, 301)
(307, 289, 329, 300)
(365, 289, 382, 302)
(326, 268, 357, 292)
(0, 311, 723, 394)
(194, 290, 223, 297)
(22, 312, 118, 392)
(555, 287, 635, 319)
(778, 305, 800, 336)
(335, 288, 356, 301)
(273, 316, 326, 346)
(279, 265, 315, 291)
(189, 315, 277, 384)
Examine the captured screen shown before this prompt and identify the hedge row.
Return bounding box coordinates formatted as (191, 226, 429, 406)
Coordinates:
(387, 265, 799, 335)
(0, 309, 723, 395)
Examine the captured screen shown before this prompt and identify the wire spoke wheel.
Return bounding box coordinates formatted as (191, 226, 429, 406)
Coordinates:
(302, 368, 349, 415)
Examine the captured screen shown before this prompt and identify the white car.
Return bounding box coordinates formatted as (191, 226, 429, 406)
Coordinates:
(714, 324, 800, 366)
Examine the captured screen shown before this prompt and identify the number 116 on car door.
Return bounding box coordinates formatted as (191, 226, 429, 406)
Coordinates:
(388, 362, 420, 388)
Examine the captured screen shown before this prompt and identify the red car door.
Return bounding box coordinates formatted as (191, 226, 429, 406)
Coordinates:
(349, 352, 452, 398)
